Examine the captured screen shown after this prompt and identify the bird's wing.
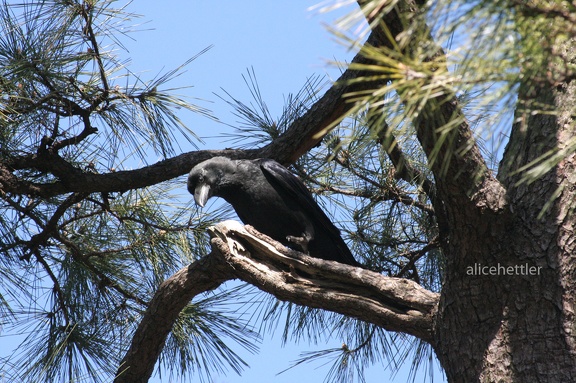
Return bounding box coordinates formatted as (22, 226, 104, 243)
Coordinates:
(260, 159, 358, 265)
(259, 159, 343, 240)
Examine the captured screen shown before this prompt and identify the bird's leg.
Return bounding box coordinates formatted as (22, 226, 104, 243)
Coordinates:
(286, 230, 313, 254)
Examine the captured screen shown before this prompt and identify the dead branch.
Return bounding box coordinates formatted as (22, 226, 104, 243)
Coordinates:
(114, 220, 439, 383)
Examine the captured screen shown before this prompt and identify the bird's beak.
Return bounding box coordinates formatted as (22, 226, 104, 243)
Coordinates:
(194, 184, 211, 207)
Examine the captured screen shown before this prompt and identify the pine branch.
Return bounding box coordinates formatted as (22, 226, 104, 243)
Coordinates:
(258, 29, 392, 165)
(0, 18, 396, 199)
(79, 2, 110, 97)
(21, 192, 87, 261)
(32, 248, 70, 325)
(115, 220, 439, 383)
(56, 233, 149, 306)
(370, 117, 436, 203)
(396, 236, 440, 279)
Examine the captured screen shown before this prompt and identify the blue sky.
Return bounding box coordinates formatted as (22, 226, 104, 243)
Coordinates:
(118, 1, 446, 383)
(120, 1, 355, 145)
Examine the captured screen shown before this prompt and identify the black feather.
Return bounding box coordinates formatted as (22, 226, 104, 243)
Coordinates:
(187, 157, 359, 266)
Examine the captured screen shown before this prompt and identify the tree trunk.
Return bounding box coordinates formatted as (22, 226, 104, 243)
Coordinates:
(434, 50, 576, 383)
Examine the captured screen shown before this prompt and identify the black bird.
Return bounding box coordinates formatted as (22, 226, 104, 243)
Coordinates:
(187, 157, 359, 266)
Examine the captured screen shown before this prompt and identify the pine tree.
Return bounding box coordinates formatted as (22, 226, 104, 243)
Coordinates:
(1, 1, 576, 382)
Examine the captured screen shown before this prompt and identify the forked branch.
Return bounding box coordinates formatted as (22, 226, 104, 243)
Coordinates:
(115, 220, 439, 383)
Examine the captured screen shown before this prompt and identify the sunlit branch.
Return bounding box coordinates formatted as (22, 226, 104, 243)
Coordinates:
(211, 221, 438, 341)
(115, 220, 439, 383)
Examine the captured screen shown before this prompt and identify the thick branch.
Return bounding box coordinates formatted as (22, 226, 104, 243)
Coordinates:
(114, 254, 232, 383)
(211, 221, 438, 343)
(356, 0, 507, 214)
(115, 221, 439, 383)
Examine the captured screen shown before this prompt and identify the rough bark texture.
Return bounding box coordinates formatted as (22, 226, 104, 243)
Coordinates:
(114, 221, 439, 383)
(211, 222, 438, 342)
(483, 79, 576, 381)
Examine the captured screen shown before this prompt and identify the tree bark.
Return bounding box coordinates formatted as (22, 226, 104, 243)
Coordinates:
(114, 221, 439, 383)
(434, 79, 576, 382)
(434, 26, 576, 383)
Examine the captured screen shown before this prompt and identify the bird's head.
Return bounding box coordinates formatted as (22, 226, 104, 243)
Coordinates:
(187, 157, 236, 207)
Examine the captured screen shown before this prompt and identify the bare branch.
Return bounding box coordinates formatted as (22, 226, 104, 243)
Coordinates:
(210, 221, 438, 342)
(115, 220, 439, 383)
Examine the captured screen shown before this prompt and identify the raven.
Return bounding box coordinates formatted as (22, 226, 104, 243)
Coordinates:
(187, 157, 359, 266)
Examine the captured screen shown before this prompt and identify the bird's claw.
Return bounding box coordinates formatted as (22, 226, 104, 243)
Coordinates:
(286, 233, 312, 253)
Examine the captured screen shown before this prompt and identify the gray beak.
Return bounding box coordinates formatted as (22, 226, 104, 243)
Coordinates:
(194, 184, 211, 207)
